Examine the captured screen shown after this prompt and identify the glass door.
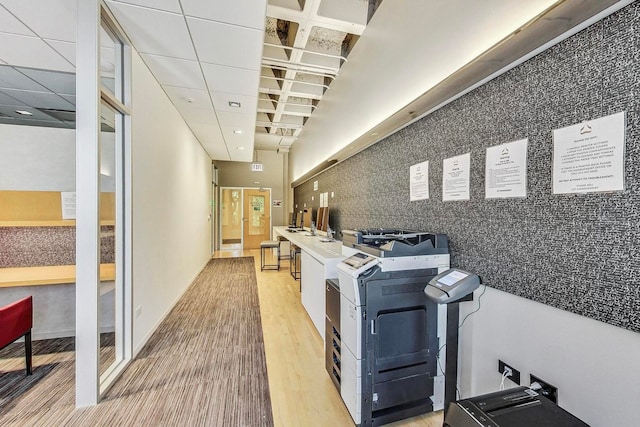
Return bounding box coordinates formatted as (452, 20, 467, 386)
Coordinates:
(219, 187, 272, 249)
(242, 188, 271, 249)
(221, 188, 242, 248)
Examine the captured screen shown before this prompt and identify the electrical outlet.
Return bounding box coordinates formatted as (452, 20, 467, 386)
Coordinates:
(530, 374, 558, 403)
(498, 360, 521, 385)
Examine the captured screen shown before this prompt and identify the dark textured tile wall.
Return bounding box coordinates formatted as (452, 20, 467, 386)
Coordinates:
(294, 4, 640, 332)
(0, 226, 115, 268)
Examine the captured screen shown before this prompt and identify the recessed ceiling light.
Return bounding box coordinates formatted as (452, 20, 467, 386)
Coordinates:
(236, 146, 245, 150)
(233, 129, 242, 134)
(16, 110, 32, 116)
(228, 101, 241, 108)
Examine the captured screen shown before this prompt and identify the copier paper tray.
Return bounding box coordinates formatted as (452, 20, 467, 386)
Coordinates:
(444, 386, 589, 427)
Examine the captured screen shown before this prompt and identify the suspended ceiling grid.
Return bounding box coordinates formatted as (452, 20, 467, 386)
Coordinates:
(255, 0, 373, 152)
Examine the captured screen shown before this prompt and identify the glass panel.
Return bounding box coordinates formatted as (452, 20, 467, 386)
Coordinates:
(249, 195, 265, 235)
(221, 189, 242, 246)
(100, 25, 122, 100)
(99, 101, 119, 377)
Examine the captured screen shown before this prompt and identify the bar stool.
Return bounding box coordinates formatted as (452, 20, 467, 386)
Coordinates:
(260, 240, 280, 271)
(277, 235, 290, 261)
(290, 244, 301, 282)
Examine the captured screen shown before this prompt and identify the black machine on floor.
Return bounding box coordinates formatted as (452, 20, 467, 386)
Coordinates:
(444, 386, 590, 427)
(334, 229, 452, 426)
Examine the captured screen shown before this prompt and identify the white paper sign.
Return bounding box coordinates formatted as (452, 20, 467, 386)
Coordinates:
(410, 160, 429, 201)
(552, 112, 626, 194)
(443, 153, 470, 201)
(61, 192, 76, 220)
(485, 139, 528, 199)
(323, 192, 329, 207)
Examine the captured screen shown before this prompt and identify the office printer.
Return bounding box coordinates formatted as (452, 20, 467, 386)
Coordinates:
(444, 386, 589, 427)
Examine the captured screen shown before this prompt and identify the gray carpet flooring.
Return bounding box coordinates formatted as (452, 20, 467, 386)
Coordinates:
(0, 256, 274, 426)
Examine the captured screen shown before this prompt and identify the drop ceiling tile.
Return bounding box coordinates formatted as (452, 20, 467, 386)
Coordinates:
(201, 63, 259, 96)
(0, 117, 69, 128)
(188, 122, 229, 160)
(46, 40, 76, 66)
(221, 126, 255, 148)
(210, 92, 257, 114)
(0, 33, 74, 72)
(0, 65, 48, 91)
(141, 54, 206, 89)
(0, 90, 23, 106)
(106, 0, 181, 13)
(108, 2, 197, 60)
(188, 122, 224, 140)
(0, 105, 61, 121)
(178, 105, 217, 125)
(217, 110, 256, 130)
(163, 86, 212, 110)
(60, 94, 76, 105)
(17, 67, 75, 95)
(187, 17, 263, 70)
(0, 88, 75, 110)
(2, 0, 77, 43)
(0, 5, 36, 36)
(181, 0, 266, 31)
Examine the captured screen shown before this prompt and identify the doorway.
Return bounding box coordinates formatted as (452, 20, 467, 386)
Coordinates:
(220, 187, 271, 249)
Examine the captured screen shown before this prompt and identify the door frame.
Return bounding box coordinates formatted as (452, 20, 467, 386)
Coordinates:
(218, 186, 272, 249)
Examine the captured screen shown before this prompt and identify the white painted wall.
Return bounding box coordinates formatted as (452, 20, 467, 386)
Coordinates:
(129, 51, 212, 354)
(458, 286, 640, 427)
(0, 124, 75, 191)
(0, 124, 115, 192)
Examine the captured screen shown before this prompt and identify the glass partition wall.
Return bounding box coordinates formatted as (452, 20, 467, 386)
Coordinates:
(76, 1, 131, 406)
(97, 8, 131, 398)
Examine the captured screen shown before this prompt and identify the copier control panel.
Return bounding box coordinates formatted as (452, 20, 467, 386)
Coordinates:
(424, 268, 481, 304)
(341, 252, 379, 278)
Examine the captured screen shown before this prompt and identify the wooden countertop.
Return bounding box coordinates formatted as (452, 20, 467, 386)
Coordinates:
(0, 263, 115, 288)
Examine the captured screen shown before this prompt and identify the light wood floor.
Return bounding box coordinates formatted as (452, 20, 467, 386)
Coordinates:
(214, 249, 443, 427)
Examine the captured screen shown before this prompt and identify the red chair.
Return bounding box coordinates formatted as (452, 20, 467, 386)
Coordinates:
(0, 296, 33, 375)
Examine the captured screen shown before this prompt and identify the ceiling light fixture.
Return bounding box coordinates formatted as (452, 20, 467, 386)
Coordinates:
(236, 146, 245, 150)
(233, 129, 242, 134)
(16, 110, 32, 116)
(228, 101, 241, 108)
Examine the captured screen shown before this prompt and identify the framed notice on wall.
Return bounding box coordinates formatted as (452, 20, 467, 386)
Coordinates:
(410, 160, 429, 201)
(485, 139, 528, 199)
(552, 111, 626, 194)
(442, 153, 470, 201)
